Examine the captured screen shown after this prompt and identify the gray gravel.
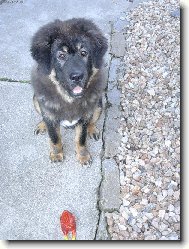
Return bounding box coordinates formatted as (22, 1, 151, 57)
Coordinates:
(105, 0, 180, 240)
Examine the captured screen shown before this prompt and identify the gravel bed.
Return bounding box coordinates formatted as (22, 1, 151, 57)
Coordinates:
(106, 0, 180, 240)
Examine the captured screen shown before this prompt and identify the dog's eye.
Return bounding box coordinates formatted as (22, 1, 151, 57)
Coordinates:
(57, 51, 67, 60)
(80, 50, 88, 57)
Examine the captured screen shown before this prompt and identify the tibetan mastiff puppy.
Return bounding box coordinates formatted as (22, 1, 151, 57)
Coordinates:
(30, 18, 108, 165)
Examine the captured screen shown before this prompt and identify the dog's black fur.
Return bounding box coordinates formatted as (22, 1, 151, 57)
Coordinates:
(30, 18, 108, 164)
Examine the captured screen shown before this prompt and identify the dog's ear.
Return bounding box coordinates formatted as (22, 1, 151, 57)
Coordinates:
(87, 29, 108, 69)
(30, 20, 61, 72)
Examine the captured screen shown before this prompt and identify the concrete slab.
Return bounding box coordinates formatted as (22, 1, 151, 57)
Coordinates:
(0, 81, 103, 240)
(99, 159, 121, 211)
(0, 0, 134, 81)
(104, 57, 124, 159)
(110, 33, 126, 58)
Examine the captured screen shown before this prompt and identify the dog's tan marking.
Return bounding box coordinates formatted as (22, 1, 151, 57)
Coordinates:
(87, 67, 99, 87)
(49, 69, 74, 103)
(90, 106, 102, 123)
(49, 127, 64, 162)
(87, 106, 102, 140)
(33, 95, 41, 114)
(34, 121, 47, 135)
(75, 125, 91, 165)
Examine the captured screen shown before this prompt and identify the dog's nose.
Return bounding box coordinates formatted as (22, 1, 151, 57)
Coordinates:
(70, 72, 84, 82)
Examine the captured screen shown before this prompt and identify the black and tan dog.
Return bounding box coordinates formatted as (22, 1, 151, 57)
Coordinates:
(30, 18, 108, 165)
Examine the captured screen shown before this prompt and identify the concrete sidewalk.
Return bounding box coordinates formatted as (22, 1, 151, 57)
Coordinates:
(0, 0, 146, 240)
(0, 81, 104, 240)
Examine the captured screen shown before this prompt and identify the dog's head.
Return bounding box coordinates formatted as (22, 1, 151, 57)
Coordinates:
(30, 18, 108, 98)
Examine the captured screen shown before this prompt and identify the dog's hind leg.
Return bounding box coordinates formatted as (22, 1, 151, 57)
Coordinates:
(75, 121, 92, 165)
(87, 98, 102, 141)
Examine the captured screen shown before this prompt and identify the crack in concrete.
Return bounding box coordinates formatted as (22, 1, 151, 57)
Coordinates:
(94, 23, 114, 240)
(94, 74, 110, 240)
(0, 77, 30, 83)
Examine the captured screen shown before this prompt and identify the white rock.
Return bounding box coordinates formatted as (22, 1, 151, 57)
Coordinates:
(151, 147, 159, 155)
(145, 235, 157, 240)
(123, 199, 130, 207)
(170, 180, 178, 187)
(162, 72, 168, 78)
(141, 199, 148, 205)
(168, 189, 174, 196)
(151, 219, 159, 229)
(155, 179, 162, 187)
(118, 154, 124, 161)
(142, 186, 150, 193)
(122, 135, 128, 143)
(145, 213, 153, 219)
(175, 215, 180, 222)
(130, 207, 138, 217)
(165, 140, 171, 147)
(133, 99, 139, 105)
(162, 231, 170, 236)
(133, 172, 141, 181)
(159, 210, 166, 219)
(168, 204, 175, 212)
(129, 218, 136, 226)
(169, 234, 179, 240)
(142, 215, 148, 222)
(174, 191, 180, 200)
(157, 194, 165, 202)
(112, 213, 119, 220)
(136, 223, 142, 229)
(169, 212, 175, 217)
(162, 190, 168, 197)
(118, 224, 127, 231)
(122, 210, 129, 220)
(138, 159, 145, 166)
(147, 89, 155, 96)
(159, 223, 168, 232)
(164, 213, 169, 220)
(120, 178, 125, 185)
(120, 172, 125, 185)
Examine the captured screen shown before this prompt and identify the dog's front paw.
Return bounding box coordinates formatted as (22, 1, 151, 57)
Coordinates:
(50, 151, 64, 163)
(50, 141, 63, 163)
(88, 125, 100, 141)
(76, 148, 92, 166)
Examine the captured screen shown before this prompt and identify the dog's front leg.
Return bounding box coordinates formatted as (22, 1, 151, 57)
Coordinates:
(44, 118, 63, 163)
(87, 98, 102, 140)
(75, 120, 92, 165)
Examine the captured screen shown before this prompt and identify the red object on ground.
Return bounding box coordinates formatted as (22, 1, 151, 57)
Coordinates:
(60, 210, 76, 240)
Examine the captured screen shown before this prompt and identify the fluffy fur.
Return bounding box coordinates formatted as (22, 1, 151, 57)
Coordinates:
(30, 18, 108, 164)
